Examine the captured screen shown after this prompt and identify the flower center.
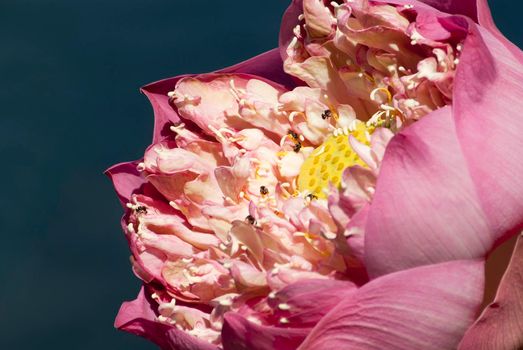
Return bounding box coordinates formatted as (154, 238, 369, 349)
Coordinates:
(297, 121, 369, 199)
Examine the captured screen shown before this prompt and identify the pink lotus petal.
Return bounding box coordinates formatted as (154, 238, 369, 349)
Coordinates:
(268, 279, 356, 327)
(229, 221, 265, 264)
(141, 75, 187, 144)
(279, 0, 303, 63)
(371, 0, 522, 57)
(216, 48, 296, 89)
(141, 49, 294, 143)
(299, 259, 485, 350)
(229, 260, 267, 288)
(302, 0, 334, 38)
(365, 106, 491, 277)
(459, 233, 523, 350)
(344, 204, 369, 271)
(474, 0, 523, 58)
(105, 161, 145, 205)
(222, 313, 309, 350)
(340, 165, 375, 215)
(416, 0, 478, 20)
(115, 287, 218, 350)
(453, 25, 523, 244)
(370, 0, 477, 20)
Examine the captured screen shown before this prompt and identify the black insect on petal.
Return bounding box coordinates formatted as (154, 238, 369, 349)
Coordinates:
(245, 215, 256, 225)
(306, 193, 318, 201)
(321, 110, 332, 120)
(136, 206, 148, 214)
(260, 186, 269, 195)
(288, 129, 299, 140)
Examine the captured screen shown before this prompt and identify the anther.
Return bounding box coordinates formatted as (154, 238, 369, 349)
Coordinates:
(278, 303, 291, 311)
(388, 43, 399, 51)
(322, 231, 338, 240)
(157, 315, 169, 323)
(293, 25, 301, 37)
(219, 298, 233, 307)
(288, 111, 300, 122)
(225, 196, 236, 205)
(279, 317, 290, 324)
(289, 36, 298, 49)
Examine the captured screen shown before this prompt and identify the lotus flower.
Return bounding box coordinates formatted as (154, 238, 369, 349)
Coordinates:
(107, 0, 523, 349)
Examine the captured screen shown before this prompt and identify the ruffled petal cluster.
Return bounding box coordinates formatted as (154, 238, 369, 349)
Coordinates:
(108, 1, 523, 349)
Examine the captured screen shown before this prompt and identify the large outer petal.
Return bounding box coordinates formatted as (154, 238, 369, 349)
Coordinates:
(453, 24, 523, 242)
(372, 0, 481, 23)
(222, 279, 356, 350)
(115, 287, 218, 350)
(364, 22, 523, 278)
(415, 0, 477, 21)
(267, 279, 357, 327)
(298, 260, 485, 350)
(222, 313, 309, 350)
(416, 0, 523, 52)
(474, 0, 523, 58)
(141, 76, 187, 144)
(105, 161, 145, 205)
(459, 233, 523, 350)
(365, 106, 491, 276)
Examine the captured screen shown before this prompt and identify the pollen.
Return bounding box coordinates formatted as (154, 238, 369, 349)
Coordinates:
(297, 121, 369, 199)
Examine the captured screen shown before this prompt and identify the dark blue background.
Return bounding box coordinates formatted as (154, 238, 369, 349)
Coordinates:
(1, 1, 520, 348)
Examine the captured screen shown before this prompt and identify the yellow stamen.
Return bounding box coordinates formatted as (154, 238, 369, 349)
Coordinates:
(297, 121, 370, 199)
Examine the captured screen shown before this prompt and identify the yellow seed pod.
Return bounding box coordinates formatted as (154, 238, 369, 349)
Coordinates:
(297, 122, 369, 199)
